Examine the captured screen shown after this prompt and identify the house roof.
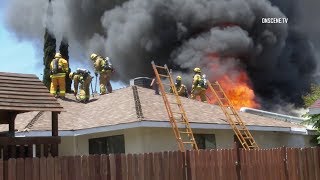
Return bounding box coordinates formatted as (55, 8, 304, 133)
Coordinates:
(2, 86, 306, 135)
(0, 72, 63, 113)
(309, 99, 320, 115)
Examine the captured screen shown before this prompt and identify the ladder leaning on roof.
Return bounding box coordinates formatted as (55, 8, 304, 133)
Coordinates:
(151, 61, 198, 152)
(207, 81, 259, 150)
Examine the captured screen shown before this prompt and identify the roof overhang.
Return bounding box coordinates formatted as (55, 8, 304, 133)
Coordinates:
(15, 120, 313, 137)
(309, 108, 320, 115)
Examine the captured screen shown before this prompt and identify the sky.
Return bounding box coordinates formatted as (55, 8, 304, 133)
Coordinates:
(0, 0, 125, 90)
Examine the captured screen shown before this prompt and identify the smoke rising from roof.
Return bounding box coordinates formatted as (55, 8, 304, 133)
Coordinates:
(4, 0, 319, 113)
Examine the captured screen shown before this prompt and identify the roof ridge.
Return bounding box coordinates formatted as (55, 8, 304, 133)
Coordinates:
(132, 86, 144, 120)
(23, 111, 44, 131)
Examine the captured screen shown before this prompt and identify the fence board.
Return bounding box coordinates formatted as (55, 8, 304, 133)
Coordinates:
(8, 159, 16, 180)
(109, 154, 116, 180)
(121, 154, 128, 180)
(60, 157, 68, 180)
(162, 152, 169, 180)
(39, 157, 47, 180)
(72, 156, 80, 180)
(313, 148, 320, 180)
(116, 154, 123, 180)
(54, 157, 61, 180)
(0, 160, 3, 180)
(24, 158, 32, 180)
(16, 158, 24, 180)
(127, 154, 133, 180)
(31, 158, 39, 180)
(143, 153, 151, 180)
(68, 156, 76, 180)
(81, 156, 89, 180)
(153, 153, 160, 180)
(133, 154, 139, 180)
(100, 155, 109, 180)
(168, 151, 175, 180)
(46, 156, 54, 180)
(88, 155, 96, 180)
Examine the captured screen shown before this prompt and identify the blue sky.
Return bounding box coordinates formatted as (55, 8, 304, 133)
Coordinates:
(0, 1, 41, 76)
(0, 1, 125, 90)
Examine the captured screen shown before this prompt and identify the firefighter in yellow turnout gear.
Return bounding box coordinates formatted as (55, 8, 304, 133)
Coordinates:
(90, 53, 114, 95)
(170, 76, 188, 97)
(69, 69, 93, 103)
(191, 67, 207, 102)
(50, 53, 69, 98)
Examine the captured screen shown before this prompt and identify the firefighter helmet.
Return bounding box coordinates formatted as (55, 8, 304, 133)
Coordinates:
(176, 76, 182, 81)
(69, 72, 74, 79)
(54, 53, 62, 58)
(194, 67, 201, 73)
(90, 53, 98, 60)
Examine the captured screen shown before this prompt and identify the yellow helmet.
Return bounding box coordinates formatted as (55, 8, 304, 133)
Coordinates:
(90, 53, 98, 60)
(54, 53, 62, 58)
(69, 72, 74, 79)
(176, 76, 182, 81)
(194, 67, 201, 73)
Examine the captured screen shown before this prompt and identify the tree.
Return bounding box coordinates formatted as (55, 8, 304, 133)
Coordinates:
(43, 29, 56, 89)
(302, 83, 320, 145)
(59, 37, 71, 93)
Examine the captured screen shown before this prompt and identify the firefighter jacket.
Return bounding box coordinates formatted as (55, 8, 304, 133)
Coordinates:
(192, 73, 204, 90)
(73, 74, 91, 93)
(93, 56, 112, 74)
(170, 84, 188, 97)
(50, 58, 69, 78)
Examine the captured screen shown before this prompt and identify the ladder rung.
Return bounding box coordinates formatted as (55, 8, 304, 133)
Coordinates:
(155, 65, 166, 69)
(183, 142, 194, 144)
(159, 74, 169, 78)
(179, 131, 191, 134)
(172, 111, 183, 114)
(170, 102, 181, 105)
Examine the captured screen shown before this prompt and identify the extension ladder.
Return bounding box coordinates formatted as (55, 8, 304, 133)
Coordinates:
(151, 61, 198, 152)
(207, 81, 259, 150)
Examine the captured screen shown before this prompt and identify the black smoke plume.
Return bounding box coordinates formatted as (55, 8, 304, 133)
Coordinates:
(4, 0, 320, 113)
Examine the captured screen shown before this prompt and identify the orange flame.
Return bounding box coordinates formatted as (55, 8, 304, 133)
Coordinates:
(205, 54, 260, 110)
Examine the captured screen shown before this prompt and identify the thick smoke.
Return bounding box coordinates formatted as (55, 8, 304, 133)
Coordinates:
(4, 0, 320, 113)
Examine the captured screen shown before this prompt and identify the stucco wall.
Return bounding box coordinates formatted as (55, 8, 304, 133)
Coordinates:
(59, 136, 76, 156)
(251, 131, 314, 148)
(57, 127, 314, 156)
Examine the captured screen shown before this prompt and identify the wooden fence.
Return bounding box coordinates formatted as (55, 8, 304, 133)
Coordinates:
(0, 147, 319, 180)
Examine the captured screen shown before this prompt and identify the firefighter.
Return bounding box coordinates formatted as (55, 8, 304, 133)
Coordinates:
(50, 52, 69, 98)
(69, 69, 93, 103)
(170, 76, 188, 97)
(191, 67, 207, 102)
(90, 53, 114, 95)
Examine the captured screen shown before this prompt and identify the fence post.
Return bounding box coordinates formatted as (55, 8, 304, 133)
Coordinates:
(281, 147, 289, 180)
(233, 142, 241, 180)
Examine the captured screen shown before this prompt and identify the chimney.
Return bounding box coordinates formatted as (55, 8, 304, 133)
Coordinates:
(130, 77, 153, 89)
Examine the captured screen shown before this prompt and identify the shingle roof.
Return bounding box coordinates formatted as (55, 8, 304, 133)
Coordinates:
(2, 86, 303, 132)
(0, 72, 63, 112)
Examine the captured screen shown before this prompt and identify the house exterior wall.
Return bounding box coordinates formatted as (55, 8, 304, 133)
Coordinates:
(57, 127, 314, 156)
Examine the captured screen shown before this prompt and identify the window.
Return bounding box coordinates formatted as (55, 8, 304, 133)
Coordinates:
(89, 135, 125, 155)
(194, 134, 216, 149)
